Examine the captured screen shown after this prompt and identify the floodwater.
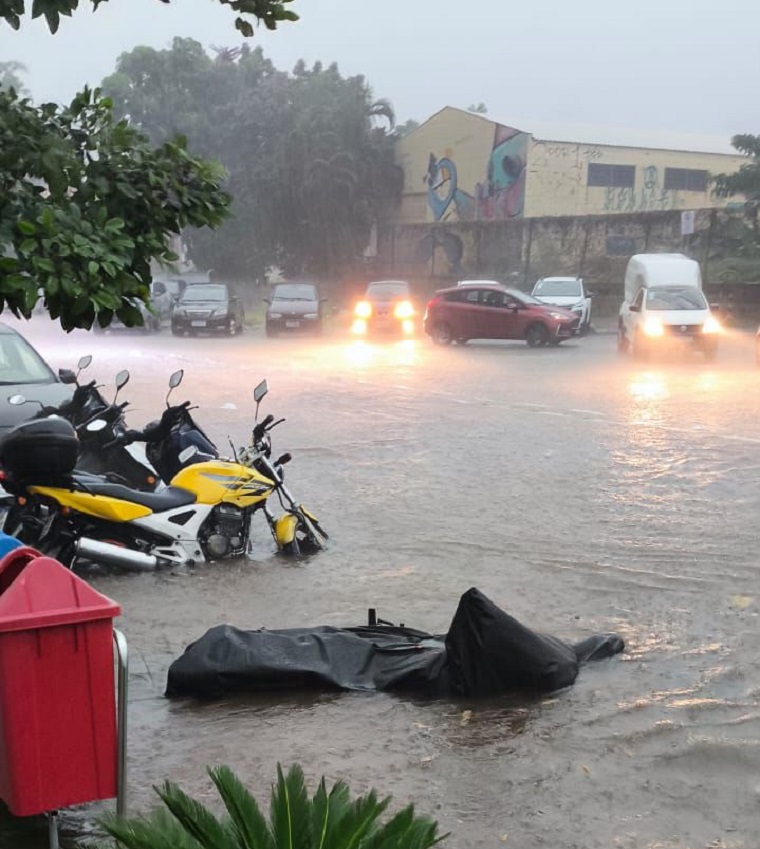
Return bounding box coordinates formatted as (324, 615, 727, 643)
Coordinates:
(3, 316, 760, 849)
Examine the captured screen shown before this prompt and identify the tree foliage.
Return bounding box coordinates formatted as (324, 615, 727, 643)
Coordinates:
(102, 40, 404, 281)
(0, 0, 299, 38)
(99, 763, 447, 849)
(715, 134, 760, 201)
(0, 87, 230, 329)
(0, 59, 27, 95)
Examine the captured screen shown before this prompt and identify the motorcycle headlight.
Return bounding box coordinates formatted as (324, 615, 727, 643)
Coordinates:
(268, 312, 283, 319)
(643, 317, 664, 337)
(394, 300, 414, 319)
(702, 316, 722, 334)
(355, 300, 372, 319)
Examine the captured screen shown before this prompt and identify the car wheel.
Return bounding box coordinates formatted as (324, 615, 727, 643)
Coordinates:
(617, 327, 629, 355)
(432, 322, 454, 346)
(632, 331, 648, 361)
(171, 324, 182, 337)
(265, 324, 278, 338)
(525, 323, 550, 348)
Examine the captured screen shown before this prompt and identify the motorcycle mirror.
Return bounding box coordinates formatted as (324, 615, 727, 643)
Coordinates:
(115, 370, 130, 391)
(253, 379, 268, 403)
(77, 355, 93, 372)
(86, 419, 108, 433)
(58, 368, 77, 385)
(8, 394, 26, 406)
(253, 379, 268, 421)
(166, 369, 184, 406)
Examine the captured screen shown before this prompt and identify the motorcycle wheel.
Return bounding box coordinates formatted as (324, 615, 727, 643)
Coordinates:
(282, 516, 326, 556)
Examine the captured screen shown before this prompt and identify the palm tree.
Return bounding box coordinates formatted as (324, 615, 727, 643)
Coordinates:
(99, 763, 447, 849)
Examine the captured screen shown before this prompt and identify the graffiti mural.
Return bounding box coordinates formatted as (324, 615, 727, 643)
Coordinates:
(603, 165, 680, 213)
(425, 124, 528, 222)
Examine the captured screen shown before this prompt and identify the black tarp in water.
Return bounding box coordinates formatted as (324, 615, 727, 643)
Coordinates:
(165, 588, 624, 701)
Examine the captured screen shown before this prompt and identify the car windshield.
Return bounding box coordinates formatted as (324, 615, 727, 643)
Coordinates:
(0, 331, 55, 385)
(534, 279, 582, 297)
(646, 287, 707, 310)
(273, 284, 317, 301)
(367, 282, 409, 299)
(180, 285, 227, 303)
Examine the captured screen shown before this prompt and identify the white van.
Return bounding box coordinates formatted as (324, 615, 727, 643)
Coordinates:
(618, 254, 721, 361)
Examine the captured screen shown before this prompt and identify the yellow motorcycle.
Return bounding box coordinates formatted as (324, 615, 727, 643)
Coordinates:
(0, 375, 327, 570)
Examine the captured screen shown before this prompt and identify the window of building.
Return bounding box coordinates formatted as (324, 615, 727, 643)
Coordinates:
(663, 168, 708, 192)
(587, 163, 635, 188)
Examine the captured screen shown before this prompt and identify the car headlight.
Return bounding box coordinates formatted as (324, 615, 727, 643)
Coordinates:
(548, 311, 566, 320)
(394, 300, 414, 319)
(304, 313, 319, 319)
(355, 301, 372, 319)
(643, 317, 664, 337)
(702, 315, 722, 334)
(268, 312, 283, 319)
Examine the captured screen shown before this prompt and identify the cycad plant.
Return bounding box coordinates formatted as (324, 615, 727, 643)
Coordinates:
(98, 763, 448, 849)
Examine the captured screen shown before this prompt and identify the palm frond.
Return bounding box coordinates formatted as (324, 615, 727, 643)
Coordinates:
(209, 765, 275, 849)
(269, 763, 312, 849)
(322, 789, 390, 849)
(155, 779, 239, 849)
(98, 806, 202, 849)
(363, 805, 449, 849)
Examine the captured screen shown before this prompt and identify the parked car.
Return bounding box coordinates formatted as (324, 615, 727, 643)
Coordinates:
(171, 283, 245, 336)
(351, 280, 416, 338)
(0, 322, 74, 435)
(531, 276, 593, 332)
(264, 282, 326, 337)
(457, 278, 501, 287)
(423, 284, 579, 347)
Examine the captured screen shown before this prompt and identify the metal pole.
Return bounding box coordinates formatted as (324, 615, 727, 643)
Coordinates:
(113, 629, 129, 818)
(47, 811, 59, 849)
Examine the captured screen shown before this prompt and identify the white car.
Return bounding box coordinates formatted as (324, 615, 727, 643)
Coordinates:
(531, 277, 593, 332)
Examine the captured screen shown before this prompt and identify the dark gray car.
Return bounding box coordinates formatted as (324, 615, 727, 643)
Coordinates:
(264, 282, 325, 337)
(0, 323, 74, 437)
(171, 283, 245, 336)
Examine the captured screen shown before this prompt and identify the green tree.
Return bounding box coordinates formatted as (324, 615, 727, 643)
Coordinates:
(99, 763, 446, 849)
(715, 134, 760, 234)
(0, 59, 27, 94)
(0, 86, 230, 329)
(1, 0, 299, 38)
(103, 44, 404, 281)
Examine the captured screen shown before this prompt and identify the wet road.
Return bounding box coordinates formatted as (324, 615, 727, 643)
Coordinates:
(5, 318, 760, 849)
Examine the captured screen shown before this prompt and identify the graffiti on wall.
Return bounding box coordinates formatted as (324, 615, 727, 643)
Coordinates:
(603, 165, 680, 214)
(425, 125, 528, 222)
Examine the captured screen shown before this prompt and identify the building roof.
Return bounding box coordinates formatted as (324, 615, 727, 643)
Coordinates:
(421, 107, 742, 158)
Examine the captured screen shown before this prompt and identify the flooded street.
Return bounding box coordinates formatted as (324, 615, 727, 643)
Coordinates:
(5, 317, 760, 849)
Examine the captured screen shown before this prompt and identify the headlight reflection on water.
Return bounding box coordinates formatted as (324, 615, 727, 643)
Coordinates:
(343, 338, 420, 369)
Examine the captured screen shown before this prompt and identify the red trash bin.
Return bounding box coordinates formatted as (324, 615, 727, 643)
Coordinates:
(0, 546, 122, 817)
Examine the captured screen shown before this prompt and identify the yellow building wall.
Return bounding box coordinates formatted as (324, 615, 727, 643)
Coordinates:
(525, 141, 747, 218)
(395, 107, 530, 223)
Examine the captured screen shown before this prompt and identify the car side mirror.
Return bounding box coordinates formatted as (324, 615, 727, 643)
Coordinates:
(587, 291, 595, 298)
(630, 304, 640, 313)
(320, 297, 329, 303)
(263, 298, 271, 305)
(58, 368, 77, 385)
(709, 303, 721, 311)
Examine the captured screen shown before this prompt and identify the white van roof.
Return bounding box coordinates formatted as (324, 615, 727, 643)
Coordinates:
(625, 253, 701, 303)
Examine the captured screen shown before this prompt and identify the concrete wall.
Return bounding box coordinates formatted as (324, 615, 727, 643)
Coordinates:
(526, 140, 747, 218)
(395, 108, 746, 225)
(395, 107, 529, 224)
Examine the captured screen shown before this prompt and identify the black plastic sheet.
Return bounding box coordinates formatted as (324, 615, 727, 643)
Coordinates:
(166, 588, 624, 701)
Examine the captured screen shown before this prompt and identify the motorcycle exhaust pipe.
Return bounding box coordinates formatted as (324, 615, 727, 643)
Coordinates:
(76, 537, 158, 572)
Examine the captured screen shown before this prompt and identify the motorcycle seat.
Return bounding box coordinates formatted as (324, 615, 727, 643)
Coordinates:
(70, 476, 197, 510)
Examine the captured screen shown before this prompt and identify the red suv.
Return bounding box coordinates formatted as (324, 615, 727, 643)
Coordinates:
(423, 284, 579, 347)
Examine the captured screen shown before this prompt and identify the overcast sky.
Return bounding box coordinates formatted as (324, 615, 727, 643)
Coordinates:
(1, 0, 758, 151)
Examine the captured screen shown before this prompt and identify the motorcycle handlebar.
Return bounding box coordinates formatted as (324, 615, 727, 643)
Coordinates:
(252, 414, 275, 443)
